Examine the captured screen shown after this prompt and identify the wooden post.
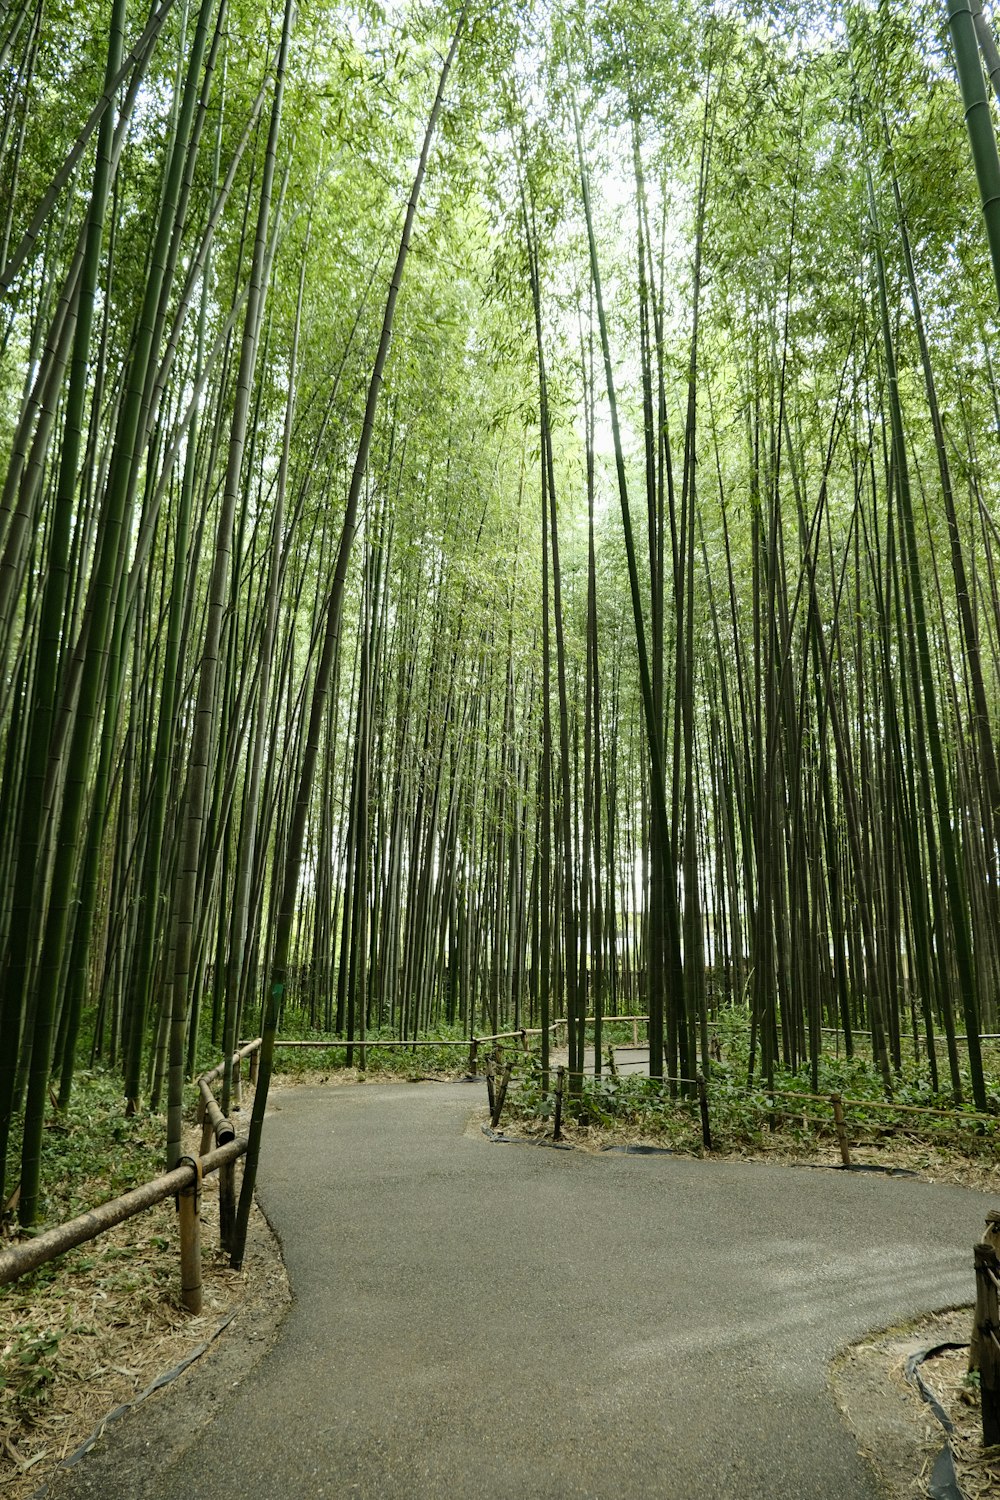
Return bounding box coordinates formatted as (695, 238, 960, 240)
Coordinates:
(985, 1209, 1000, 1255)
(486, 1057, 496, 1116)
(249, 1048, 260, 1085)
(607, 1045, 619, 1077)
(177, 1157, 203, 1315)
(632, 1018, 638, 1047)
(491, 1061, 513, 1128)
(973, 1241, 1000, 1446)
(232, 1057, 242, 1110)
(971, 1213, 1000, 1373)
(199, 1115, 214, 1157)
(697, 1072, 712, 1151)
(468, 1037, 478, 1077)
(831, 1093, 852, 1167)
(553, 1065, 565, 1141)
(520, 1028, 528, 1053)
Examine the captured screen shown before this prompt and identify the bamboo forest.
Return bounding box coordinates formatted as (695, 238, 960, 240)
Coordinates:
(5, 0, 1000, 1248)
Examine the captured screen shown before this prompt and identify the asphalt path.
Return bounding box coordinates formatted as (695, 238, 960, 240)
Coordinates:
(48, 1080, 989, 1499)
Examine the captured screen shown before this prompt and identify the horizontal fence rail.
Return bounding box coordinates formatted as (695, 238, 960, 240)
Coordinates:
(476, 1029, 996, 1165)
(0, 1137, 245, 1290)
(249, 1025, 562, 1076)
(0, 1039, 265, 1309)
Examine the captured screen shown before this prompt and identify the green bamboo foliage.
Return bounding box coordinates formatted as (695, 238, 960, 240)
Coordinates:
(3, 0, 1000, 1228)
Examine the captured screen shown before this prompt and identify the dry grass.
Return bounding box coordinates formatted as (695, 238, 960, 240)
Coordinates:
(0, 1112, 288, 1500)
(917, 1344, 1000, 1500)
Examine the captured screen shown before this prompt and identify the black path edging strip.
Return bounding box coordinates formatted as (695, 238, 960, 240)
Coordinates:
(810, 1163, 921, 1178)
(480, 1124, 575, 1150)
(904, 1342, 970, 1500)
(600, 1143, 675, 1156)
(479, 1128, 676, 1156)
(29, 1308, 240, 1497)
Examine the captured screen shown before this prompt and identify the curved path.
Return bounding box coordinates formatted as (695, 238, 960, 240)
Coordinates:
(50, 1081, 988, 1499)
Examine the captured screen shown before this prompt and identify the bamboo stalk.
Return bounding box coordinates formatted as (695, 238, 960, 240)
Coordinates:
(697, 1072, 712, 1151)
(553, 1065, 565, 1141)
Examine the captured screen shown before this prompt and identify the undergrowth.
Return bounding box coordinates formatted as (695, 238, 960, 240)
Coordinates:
(262, 1020, 474, 1081)
(499, 1009, 1000, 1171)
(3, 1071, 169, 1232)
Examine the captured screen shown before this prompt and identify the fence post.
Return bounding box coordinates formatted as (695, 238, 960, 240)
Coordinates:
(486, 1057, 496, 1116)
(972, 1217, 1000, 1378)
(553, 1065, 565, 1141)
(697, 1072, 712, 1152)
(973, 1241, 1000, 1446)
(177, 1157, 203, 1315)
(830, 1093, 852, 1167)
(607, 1045, 619, 1077)
(492, 1061, 513, 1128)
(468, 1037, 478, 1077)
(249, 1048, 260, 1086)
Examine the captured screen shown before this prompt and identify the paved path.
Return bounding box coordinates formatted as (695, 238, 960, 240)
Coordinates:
(550, 1045, 652, 1076)
(50, 1081, 989, 1499)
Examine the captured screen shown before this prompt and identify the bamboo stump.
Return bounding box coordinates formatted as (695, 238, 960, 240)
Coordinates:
(219, 1160, 236, 1253)
(491, 1061, 513, 1128)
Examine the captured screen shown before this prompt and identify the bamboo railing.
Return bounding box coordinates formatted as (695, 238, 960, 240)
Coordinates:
(974, 1217, 1000, 1446)
(0, 1039, 264, 1310)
